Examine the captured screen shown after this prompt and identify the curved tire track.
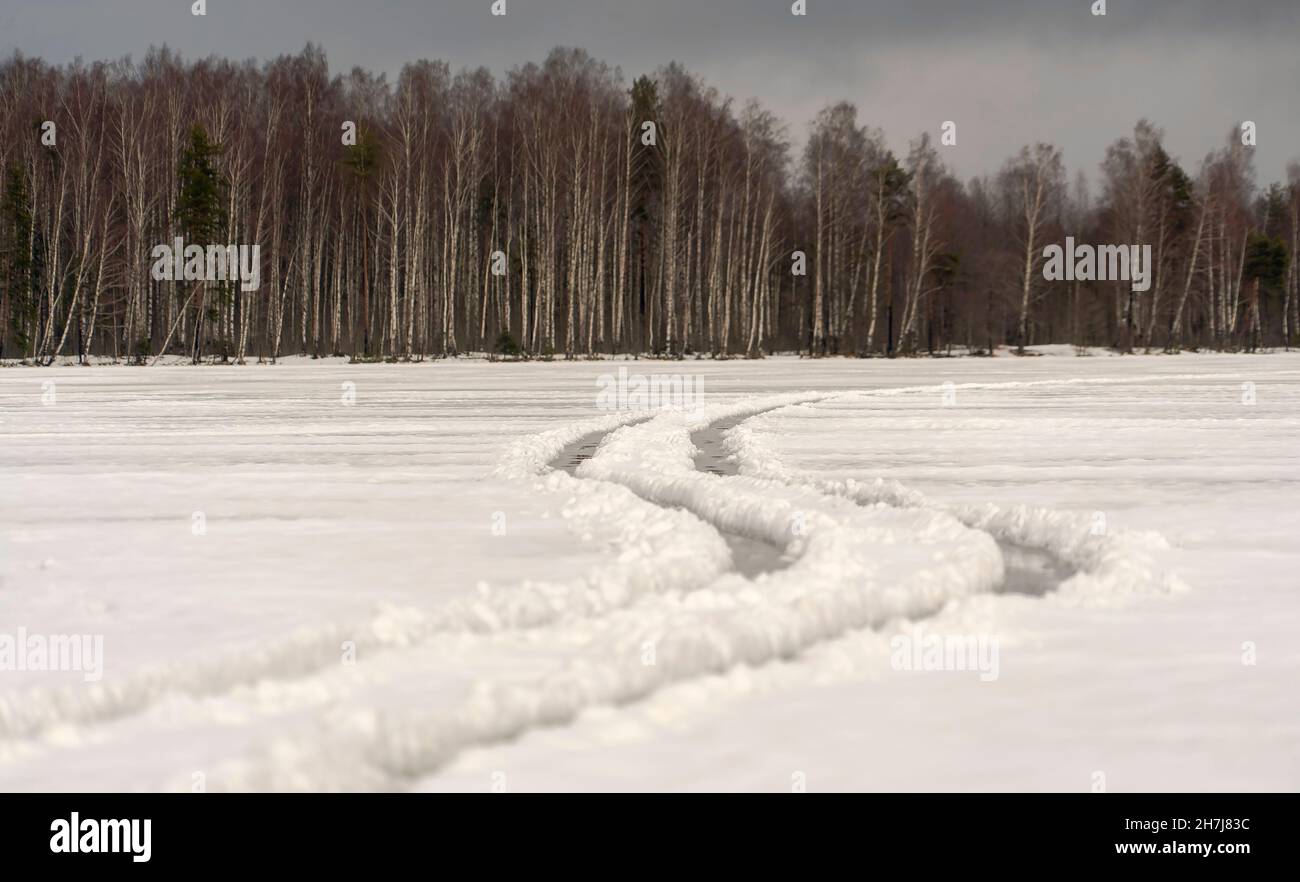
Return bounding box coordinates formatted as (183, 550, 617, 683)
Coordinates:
(1, 377, 1181, 790)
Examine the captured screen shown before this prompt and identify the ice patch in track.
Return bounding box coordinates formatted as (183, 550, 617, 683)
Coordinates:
(552, 432, 604, 475)
(690, 420, 743, 477)
(995, 543, 1074, 597)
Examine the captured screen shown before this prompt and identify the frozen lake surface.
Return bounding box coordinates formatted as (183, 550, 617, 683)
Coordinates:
(1, 350, 1297, 791)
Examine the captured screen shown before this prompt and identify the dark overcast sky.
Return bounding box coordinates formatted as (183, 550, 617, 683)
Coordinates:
(2, 0, 1296, 184)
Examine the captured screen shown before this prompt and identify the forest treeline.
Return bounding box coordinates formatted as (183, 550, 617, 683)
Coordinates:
(0, 45, 1296, 363)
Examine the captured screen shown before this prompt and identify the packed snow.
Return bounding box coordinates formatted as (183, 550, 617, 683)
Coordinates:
(0, 351, 1297, 791)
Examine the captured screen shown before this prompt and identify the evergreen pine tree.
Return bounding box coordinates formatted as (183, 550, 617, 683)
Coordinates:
(176, 124, 227, 361)
(1, 162, 35, 358)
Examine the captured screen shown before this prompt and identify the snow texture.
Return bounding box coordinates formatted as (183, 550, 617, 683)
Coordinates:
(1, 352, 1297, 791)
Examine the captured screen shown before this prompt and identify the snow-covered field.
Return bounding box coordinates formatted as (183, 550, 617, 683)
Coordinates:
(1, 351, 1297, 791)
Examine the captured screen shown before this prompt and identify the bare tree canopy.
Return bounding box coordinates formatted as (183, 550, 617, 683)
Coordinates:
(0, 47, 1295, 363)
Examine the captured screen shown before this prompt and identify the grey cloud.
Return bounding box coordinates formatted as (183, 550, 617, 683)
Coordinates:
(1, 0, 1296, 181)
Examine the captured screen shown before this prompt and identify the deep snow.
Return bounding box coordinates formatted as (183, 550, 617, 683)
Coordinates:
(1, 352, 1297, 791)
